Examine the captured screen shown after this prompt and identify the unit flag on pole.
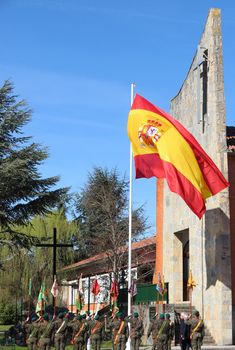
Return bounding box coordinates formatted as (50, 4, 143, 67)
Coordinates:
(36, 283, 48, 315)
(91, 277, 100, 296)
(51, 279, 59, 298)
(76, 274, 84, 312)
(110, 279, 119, 313)
(128, 279, 137, 297)
(127, 94, 229, 218)
(187, 270, 196, 289)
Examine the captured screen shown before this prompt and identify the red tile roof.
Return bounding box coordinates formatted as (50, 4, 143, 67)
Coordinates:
(61, 236, 156, 272)
(227, 126, 235, 152)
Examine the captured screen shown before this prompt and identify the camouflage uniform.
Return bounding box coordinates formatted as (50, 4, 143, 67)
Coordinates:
(165, 315, 174, 350)
(38, 317, 55, 350)
(90, 317, 104, 350)
(54, 315, 68, 350)
(147, 315, 170, 350)
(27, 321, 40, 350)
(186, 313, 204, 350)
(110, 317, 129, 350)
(127, 314, 144, 350)
(70, 316, 89, 350)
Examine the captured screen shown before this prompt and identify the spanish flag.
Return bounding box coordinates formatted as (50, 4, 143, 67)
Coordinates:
(127, 94, 229, 218)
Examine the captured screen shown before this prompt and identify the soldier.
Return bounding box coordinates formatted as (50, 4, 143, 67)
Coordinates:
(38, 313, 55, 350)
(147, 313, 170, 350)
(54, 312, 68, 350)
(23, 316, 32, 344)
(90, 315, 104, 350)
(111, 313, 129, 350)
(108, 312, 120, 350)
(165, 314, 174, 350)
(126, 312, 144, 350)
(70, 314, 88, 350)
(82, 314, 90, 350)
(186, 311, 204, 350)
(107, 312, 118, 350)
(26, 316, 40, 350)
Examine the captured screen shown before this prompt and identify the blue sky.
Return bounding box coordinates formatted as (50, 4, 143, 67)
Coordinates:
(0, 0, 234, 234)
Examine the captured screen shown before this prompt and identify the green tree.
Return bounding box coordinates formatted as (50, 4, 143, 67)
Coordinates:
(0, 81, 68, 249)
(0, 207, 79, 309)
(74, 167, 147, 278)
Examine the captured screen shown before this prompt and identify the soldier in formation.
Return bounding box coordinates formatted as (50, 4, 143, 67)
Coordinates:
(126, 312, 144, 350)
(186, 310, 204, 350)
(54, 312, 68, 350)
(69, 314, 89, 350)
(165, 313, 174, 350)
(25, 315, 40, 350)
(147, 313, 171, 350)
(37, 313, 55, 350)
(108, 312, 129, 350)
(89, 314, 104, 350)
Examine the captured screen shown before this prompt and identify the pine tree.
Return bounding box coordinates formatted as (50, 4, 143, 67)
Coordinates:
(0, 81, 68, 248)
(74, 167, 147, 278)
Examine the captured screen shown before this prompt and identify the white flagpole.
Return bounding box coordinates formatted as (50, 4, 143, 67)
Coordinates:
(127, 83, 135, 350)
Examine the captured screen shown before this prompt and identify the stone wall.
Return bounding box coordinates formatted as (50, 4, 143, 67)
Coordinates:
(162, 9, 232, 345)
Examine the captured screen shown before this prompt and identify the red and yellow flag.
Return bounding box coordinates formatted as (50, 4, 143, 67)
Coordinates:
(187, 270, 196, 289)
(127, 94, 229, 218)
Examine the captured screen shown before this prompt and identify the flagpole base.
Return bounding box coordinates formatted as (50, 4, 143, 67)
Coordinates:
(126, 337, 131, 350)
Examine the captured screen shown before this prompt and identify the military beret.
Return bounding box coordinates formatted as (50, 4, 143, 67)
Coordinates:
(159, 313, 165, 319)
(43, 313, 49, 321)
(58, 312, 64, 319)
(165, 313, 170, 319)
(86, 311, 90, 315)
(133, 312, 139, 318)
(82, 314, 86, 319)
(77, 314, 83, 320)
(193, 310, 200, 317)
(94, 315, 99, 320)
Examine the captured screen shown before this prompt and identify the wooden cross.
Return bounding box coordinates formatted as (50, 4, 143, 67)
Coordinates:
(36, 227, 73, 282)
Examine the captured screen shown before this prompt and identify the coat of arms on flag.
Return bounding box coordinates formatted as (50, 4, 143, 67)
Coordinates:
(127, 94, 229, 218)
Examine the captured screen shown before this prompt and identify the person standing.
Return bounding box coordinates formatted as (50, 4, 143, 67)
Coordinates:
(165, 314, 174, 350)
(147, 313, 170, 350)
(82, 314, 90, 350)
(90, 315, 104, 350)
(26, 316, 40, 350)
(38, 314, 55, 350)
(179, 313, 191, 350)
(54, 313, 68, 350)
(70, 314, 88, 350)
(126, 312, 144, 350)
(186, 311, 204, 350)
(112, 313, 129, 350)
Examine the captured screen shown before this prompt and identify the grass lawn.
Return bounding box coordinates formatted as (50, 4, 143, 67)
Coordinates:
(0, 326, 13, 332)
(0, 337, 113, 350)
(0, 344, 113, 350)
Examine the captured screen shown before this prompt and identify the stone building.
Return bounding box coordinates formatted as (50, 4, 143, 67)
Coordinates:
(60, 8, 235, 346)
(156, 8, 235, 345)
